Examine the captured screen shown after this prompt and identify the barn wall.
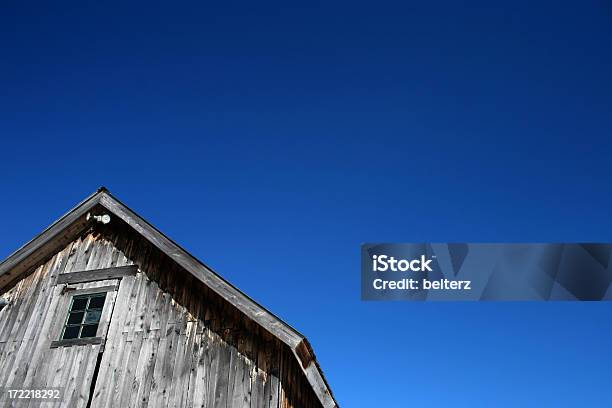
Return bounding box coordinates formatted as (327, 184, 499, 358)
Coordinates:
(0, 229, 130, 407)
(0, 224, 320, 408)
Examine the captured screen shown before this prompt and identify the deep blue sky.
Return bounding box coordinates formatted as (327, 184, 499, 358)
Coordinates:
(1, 1, 612, 407)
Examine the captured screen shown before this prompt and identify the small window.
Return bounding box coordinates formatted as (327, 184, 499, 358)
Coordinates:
(61, 293, 106, 340)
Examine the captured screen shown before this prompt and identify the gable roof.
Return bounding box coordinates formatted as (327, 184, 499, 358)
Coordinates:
(0, 187, 337, 408)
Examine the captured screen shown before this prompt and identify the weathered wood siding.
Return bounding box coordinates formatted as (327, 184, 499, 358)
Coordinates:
(0, 224, 320, 408)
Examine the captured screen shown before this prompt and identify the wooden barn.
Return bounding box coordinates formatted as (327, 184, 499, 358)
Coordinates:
(0, 188, 337, 408)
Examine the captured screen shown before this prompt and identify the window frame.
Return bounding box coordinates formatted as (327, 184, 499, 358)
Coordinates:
(50, 283, 118, 349)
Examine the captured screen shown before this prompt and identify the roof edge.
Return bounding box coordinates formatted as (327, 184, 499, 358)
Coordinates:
(0, 189, 102, 281)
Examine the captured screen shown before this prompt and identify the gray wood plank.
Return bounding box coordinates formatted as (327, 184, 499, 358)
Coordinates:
(50, 337, 104, 348)
(56, 265, 137, 285)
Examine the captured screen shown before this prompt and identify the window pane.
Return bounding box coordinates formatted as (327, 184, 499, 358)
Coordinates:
(80, 324, 98, 338)
(88, 295, 106, 309)
(62, 326, 80, 340)
(61, 293, 107, 341)
(71, 298, 88, 311)
(84, 310, 102, 324)
(67, 312, 84, 325)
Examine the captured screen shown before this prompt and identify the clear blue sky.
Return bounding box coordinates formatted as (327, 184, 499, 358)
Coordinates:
(1, 1, 612, 407)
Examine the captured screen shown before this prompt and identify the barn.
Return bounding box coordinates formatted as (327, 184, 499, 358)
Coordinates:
(0, 188, 337, 408)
